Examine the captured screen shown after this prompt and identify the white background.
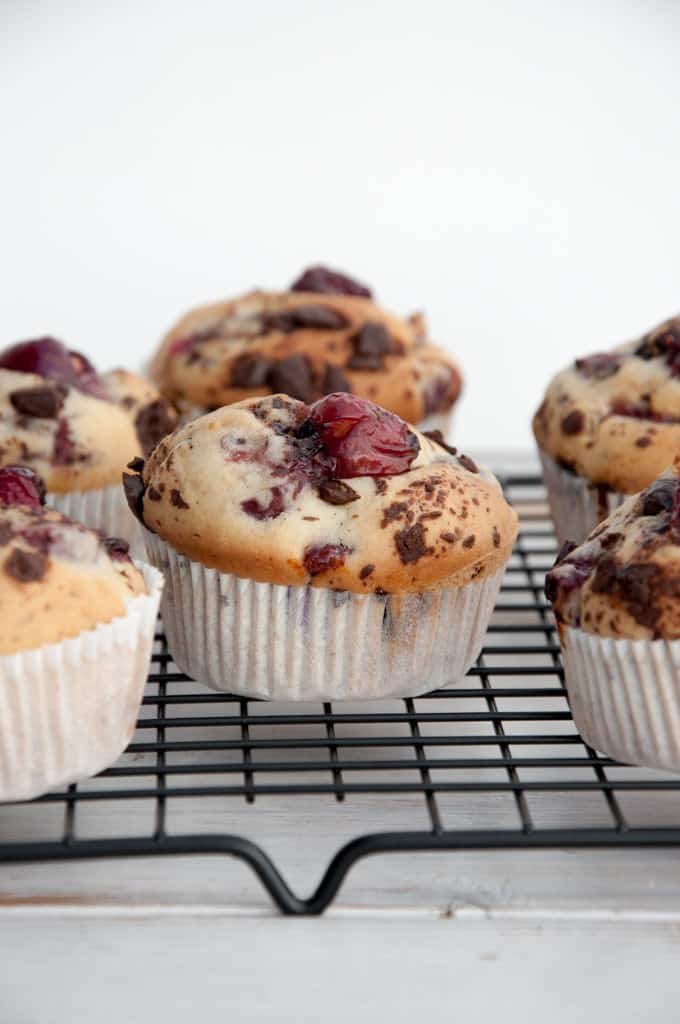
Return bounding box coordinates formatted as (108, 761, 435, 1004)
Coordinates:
(1, 0, 679, 451)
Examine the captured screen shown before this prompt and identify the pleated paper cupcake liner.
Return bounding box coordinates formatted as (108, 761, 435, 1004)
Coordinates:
(144, 531, 505, 701)
(47, 482, 144, 559)
(0, 562, 163, 803)
(538, 448, 625, 546)
(561, 625, 680, 772)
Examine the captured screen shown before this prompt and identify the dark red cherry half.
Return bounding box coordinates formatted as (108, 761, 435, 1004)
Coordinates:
(0, 337, 108, 399)
(309, 393, 419, 478)
(0, 466, 46, 509)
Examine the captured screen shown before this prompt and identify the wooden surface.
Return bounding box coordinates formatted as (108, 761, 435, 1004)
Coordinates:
(2, 451, 680, 1019)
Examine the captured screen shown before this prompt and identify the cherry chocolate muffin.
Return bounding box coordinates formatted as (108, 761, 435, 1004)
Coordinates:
(546, 458, 680, 771)
(533, 313, 680, 544)
(149, 265, 462, 433)
(0, 466, 163, 802)
(128, 392, 517, 700)
(0, 335, 176, 548)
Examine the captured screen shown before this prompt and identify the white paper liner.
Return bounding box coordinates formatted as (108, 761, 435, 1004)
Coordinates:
(144, 532, 504, 701)
(47, 483, 144, 560)
(0, 562, 163, 802)
(561, 625, 680, 772)
(538, 449, 626, 546)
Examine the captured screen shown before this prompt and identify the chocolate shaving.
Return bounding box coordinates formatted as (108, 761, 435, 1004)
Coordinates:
(394, 522, 432, 564)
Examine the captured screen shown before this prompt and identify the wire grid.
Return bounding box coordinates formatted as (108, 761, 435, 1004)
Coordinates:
(2, 474, 680, 914)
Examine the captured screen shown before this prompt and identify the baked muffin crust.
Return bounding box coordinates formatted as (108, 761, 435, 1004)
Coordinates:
(0, 466, 146, 654)
(127, 393, 518, 594)
(533, 314, 680, 493)
(0, 337, 176, 492)
(546, 459, 680, 640)
(150, 266, 462, 424)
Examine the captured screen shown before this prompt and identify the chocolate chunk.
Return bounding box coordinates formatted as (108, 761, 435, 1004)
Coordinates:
(318, 479, 360, 505)
(135, 399, 176, 457)
(347, 352, 384, 371)
(10, 386, 65, 418)
(290, 266, 372, 298)
(394, 522, 432, 564)
(147, 486, 162, 501)
(635, 436, 652, 448)
(374, 478, 388, 494)
(170, 488, 190, 509)
(5, 547, 47, 582)
(554, 540, 578, 566)
(104, 537, 131, 561)
(347, 322, 396, 371)
(322, 364, 352, 394)
(359, 563, 375, 579)
(458, 454, 478, 474)
(492, 527, 501, 548)
(381, 501, 409, 527)
(0, 523, 13, 546)
(267, 354, 315, 403)
(123, 472, 146, 523)
(642, 479, 677, 517)
(561, 410, 585, 436)
(441, 532, 457, 544)
(127, 457, 145, 473)
(591, 557, 664, 632)
(267, 305, 349, 332)
(423, 429, 457, 456)
(230, 352, 273, 388)
(462, 534, 475, 549)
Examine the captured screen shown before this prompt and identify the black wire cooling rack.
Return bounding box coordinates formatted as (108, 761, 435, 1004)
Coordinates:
(2, 474, 680, 915)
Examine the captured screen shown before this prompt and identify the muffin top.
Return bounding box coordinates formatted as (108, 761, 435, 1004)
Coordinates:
(545, 459, 680, 640)
(0, 466, 147, 654)
(533, 314, 680, 493)
(126, 393, 518, 594)
(0, 336, 177, 493)
(149, 265, 462, 425)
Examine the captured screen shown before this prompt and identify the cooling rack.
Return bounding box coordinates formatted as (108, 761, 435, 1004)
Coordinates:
(2, 474, 680, 915)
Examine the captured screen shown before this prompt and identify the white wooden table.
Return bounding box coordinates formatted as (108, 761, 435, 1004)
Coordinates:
(2, 453, 680, 1021)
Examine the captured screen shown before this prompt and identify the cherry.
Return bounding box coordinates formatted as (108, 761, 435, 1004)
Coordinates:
(0, 466, 46, 509)
(303, 543, 350, 576)
(0, 337, 108, 399)
(290, 266, 372, 298)
(309, 394, 419, 478)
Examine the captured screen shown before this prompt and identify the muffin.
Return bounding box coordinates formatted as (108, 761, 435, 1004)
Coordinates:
(0, 335, 177, 550)
(0, 466, 163, 801)
(545, 460, 680, 771)
(533, 313, 680, 544)
(128, 392, 518, 700)
(149, 264, 462, 433)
